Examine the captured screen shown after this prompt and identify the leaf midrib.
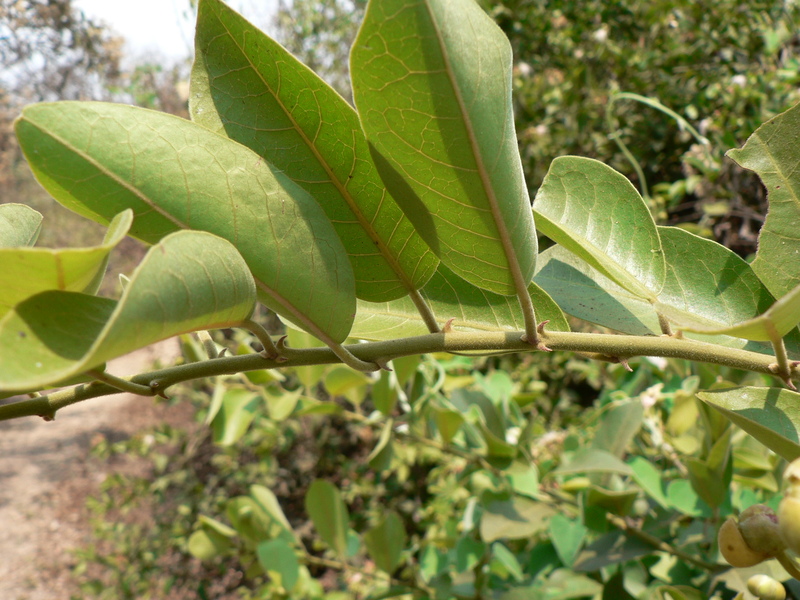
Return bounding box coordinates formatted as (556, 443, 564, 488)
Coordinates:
(424, 0, 525, 292)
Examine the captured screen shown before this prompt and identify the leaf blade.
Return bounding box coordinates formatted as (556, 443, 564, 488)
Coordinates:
(351, 0, 537, 296)
(15, 101, 355, 343)
(533, 156, 665, 300)
(0, 209, 132, 318)
(727, 103, 800, 298)
(0, 203, 42, 248)
(191, 0, 438, 303)
(0, 230, 257, 391)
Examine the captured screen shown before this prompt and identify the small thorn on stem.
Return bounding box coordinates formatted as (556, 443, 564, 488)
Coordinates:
(537, 320, 550, 335)
(442, 318, 456, 333)
(620, 358, 633, 372)
(41, 413, 55, 422)
(375, 359, 393, 371)
(276, 335, 289, 353)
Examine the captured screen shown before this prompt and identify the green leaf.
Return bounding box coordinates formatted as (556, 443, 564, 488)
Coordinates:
(351, 264, 568, 341)
(0, 203, 42, 247)
(250, 484, 295, 543)
(628, 457, 669, 509)
(351, 0, 537, 296)
(187, 529, 231, 560)
(491, 543, 524, 582)
(697, 386, 800, 461)
(572, 531, 654, 572)
(211, 388, 261, 446)
(305, 480, 350, 558)
(0, 230, 256, 392)
(548, 514, 587, 568)
(0, 210, 132, 319)
(15, 101, 355, 343)
(480, 497, 555, 542)
(533, 156, 665, 300)
(727, 102, 800, 298)
(372, 370, 399, 416)
(553, 449, 633, 477)
(191, 0, 438, 302)
(592, 400, 644, 459)
(367, 419, 395, 471)
(364, 511, 406, 574)
(654, 226, 777, 338)
(257, 539, 300, 591)
(676, 281, 800, 342)
(534, 245, 660, 336)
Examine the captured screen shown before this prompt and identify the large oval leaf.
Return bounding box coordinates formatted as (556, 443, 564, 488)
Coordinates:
(0, 203, 42, 247)
(698, 387, 800, 461)
(191, 0, 438, 303)
(351, 264, 568, 341)
(654, 226, 777, 337)
(0, 230, 256, 392)
(351, 0, 537, 296)
(727, 102, 800, 298)
(533, 156, 665, 301)
(0, 210, 132, 318)
(15, 101, 354, 343)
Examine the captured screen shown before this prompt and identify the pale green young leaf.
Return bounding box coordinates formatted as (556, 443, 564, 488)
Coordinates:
(0, 210, 132, 318)
(0, 231, 256, 392)
(305, 480, 350, 558)
(727, 102, 800, 298)
(654, 226, 777, 337)
(351, 0, 537, 296)
(211, 389, 261, 446)
(363, 511, 406, 574)
(0, 203, 42, 247)
(15, 101, 355, 343)
(533, 156, 665, 300)
(351, 264, 568, 341)
(697, 387, 800, 461)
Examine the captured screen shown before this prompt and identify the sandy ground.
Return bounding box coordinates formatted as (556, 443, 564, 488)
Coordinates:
(0, 339, 183, 600)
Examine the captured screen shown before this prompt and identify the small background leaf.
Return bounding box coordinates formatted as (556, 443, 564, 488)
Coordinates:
(697, 387, 800, 461)
(363, 511, 406, 574)
(305, 480, 350, 558)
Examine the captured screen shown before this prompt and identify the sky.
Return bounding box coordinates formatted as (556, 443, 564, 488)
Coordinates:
(73, 0, 278, 62)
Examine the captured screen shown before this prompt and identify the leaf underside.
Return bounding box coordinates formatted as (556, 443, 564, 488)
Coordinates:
(351, 0, 537, 296)
(15, 101, 356, 343)
(191, 0, 438, 303)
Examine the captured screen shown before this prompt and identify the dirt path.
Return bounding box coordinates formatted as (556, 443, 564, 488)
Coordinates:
(0, 340, 183, 600)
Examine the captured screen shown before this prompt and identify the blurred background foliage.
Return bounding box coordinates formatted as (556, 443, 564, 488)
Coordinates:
(4, 0, 800, 598)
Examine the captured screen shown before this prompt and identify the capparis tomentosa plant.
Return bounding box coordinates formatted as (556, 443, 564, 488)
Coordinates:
(3, 0, 800, 595)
